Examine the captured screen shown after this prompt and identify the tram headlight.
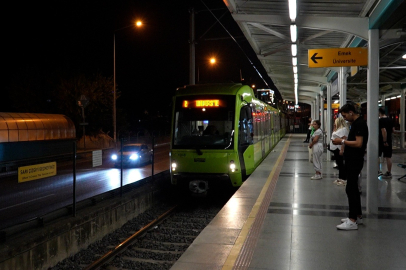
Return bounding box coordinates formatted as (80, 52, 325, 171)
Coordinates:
(130, 154, 138, 160)
(171, 160, 177, 171)
(230, 160, 236, 172)
(111, 154, 118, 160)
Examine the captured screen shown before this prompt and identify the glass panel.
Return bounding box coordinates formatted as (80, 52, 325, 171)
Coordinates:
(0, 113, 75, 142)
(9, 130, 19, 142)
(4, 117, 18, 130)
(0, 116, 7, 129)
(25, 118, 36, 129)
(28, 130, 37, 141)
(37, 129, 45, 140)
(173, 95, 235, 149)
(239, 105, 253, 146)
(19, 129, 28, 141)
(0, 130, 8, 142)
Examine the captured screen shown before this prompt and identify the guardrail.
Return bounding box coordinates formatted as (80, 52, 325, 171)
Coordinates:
(0, 137, 171, 232)
(0, 170, 170, 243)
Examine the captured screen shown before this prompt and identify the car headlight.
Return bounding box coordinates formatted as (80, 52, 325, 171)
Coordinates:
(130, 154, 138, 160)
(111, 154, 118, 160)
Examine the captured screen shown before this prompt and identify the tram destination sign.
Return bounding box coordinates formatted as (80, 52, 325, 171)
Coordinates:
(308, 47, 368, 68)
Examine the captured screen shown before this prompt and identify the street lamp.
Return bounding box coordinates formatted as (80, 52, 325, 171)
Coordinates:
(113, 20, 143, 143)
(198, 57, 217, 83)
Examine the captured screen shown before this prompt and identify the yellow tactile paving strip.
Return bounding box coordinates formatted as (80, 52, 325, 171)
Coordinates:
(222, 136, 291, 270)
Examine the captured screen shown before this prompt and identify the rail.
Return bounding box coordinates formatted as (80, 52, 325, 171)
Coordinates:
(84, 204, 178, 270)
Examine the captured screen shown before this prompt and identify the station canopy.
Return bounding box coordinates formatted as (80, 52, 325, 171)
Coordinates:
(0, 112, 76, 143)
(223, 0, 406, 105)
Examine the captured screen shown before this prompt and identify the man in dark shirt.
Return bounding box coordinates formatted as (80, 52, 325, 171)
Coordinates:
(378, 107, 394, 178)
(304, 117, 312, 143)
(332, 103, 368, 230)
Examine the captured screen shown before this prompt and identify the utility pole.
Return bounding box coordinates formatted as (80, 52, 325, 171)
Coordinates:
(189, 8, 195, 85)
(78, 95, 89, 149)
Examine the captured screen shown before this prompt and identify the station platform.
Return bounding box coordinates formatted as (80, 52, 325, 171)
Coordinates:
(171, 134, 406, 270)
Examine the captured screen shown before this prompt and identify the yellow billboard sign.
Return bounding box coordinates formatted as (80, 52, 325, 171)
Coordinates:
(18, 162, 57, 183)
(308, 48, 368, 68)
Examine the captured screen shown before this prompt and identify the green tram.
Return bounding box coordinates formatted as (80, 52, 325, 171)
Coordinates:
(170, 83, 286, 193)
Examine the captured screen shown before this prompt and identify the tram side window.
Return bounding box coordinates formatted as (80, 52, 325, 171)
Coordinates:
(265, 111, 271, 136)
(239, 105, 253, 145)
(252, 104, 264, 143)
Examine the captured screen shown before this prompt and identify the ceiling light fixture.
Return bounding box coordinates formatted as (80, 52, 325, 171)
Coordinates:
(290, 24, 297, 42)
(289, 0, 298, 105)
(294, 83, 298, 105)
(288, 0, 297, 22)
(291, 44, 297, 56)
(292, 57, 297, 66)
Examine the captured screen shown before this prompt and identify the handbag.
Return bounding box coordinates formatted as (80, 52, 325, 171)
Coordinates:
(327, 144, 332, 151)
(308, 147, 313, 163)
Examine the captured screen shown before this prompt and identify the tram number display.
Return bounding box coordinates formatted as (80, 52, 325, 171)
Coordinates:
(182, 99, 224, 108)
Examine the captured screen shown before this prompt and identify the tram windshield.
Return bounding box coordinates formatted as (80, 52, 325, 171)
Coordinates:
(172, 95, 235, 149)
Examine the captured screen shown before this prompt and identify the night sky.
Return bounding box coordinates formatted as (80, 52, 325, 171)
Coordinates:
(3, 0, 275, 120)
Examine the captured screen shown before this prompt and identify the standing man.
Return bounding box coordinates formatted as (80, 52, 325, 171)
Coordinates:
(303, 117, 312, 143)
(332, 103, 368, 230)
(378, 107, 394, 178)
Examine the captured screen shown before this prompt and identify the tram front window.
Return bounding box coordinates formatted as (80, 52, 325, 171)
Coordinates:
(173, 95, 235, 149)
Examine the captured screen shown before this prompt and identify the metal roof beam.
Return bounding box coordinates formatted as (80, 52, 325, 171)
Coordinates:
(232, 14, 369, 40)
(369, 0, 404, 29)
(248, 23, 289, 40)
(232, 14, 290, 26)
(296, 16, 369, 40)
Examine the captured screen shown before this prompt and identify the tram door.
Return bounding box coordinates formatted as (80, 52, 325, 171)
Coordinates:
(238, 105, 253, 179)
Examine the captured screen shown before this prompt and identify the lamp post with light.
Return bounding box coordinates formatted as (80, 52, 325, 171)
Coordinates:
(197, 57, 216, 83)
(113, 20, 143, 143)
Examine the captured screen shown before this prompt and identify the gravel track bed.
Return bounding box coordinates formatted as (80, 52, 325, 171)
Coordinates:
(50, 191, 233, 270)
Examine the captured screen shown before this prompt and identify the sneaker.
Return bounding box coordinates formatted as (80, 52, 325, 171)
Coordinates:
(382, 172, 392, 178)
(341, 217, 363, 225)
(337, 219, 358, 230)
(311, 174, 322, 180)
(378, 171, 383, 176)
(333, 179, 340, 184)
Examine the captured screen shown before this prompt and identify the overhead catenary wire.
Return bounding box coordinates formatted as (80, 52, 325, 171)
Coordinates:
(200, 0, 269, 88)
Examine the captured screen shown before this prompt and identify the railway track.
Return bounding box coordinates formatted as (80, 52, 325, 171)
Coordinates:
(50, 190, 234, 270)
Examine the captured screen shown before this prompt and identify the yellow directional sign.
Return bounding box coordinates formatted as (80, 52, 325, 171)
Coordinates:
(308, 47, 368, 68)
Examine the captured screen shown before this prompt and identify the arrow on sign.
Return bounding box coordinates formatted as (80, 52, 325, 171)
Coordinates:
(311, 53, 323, 64)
